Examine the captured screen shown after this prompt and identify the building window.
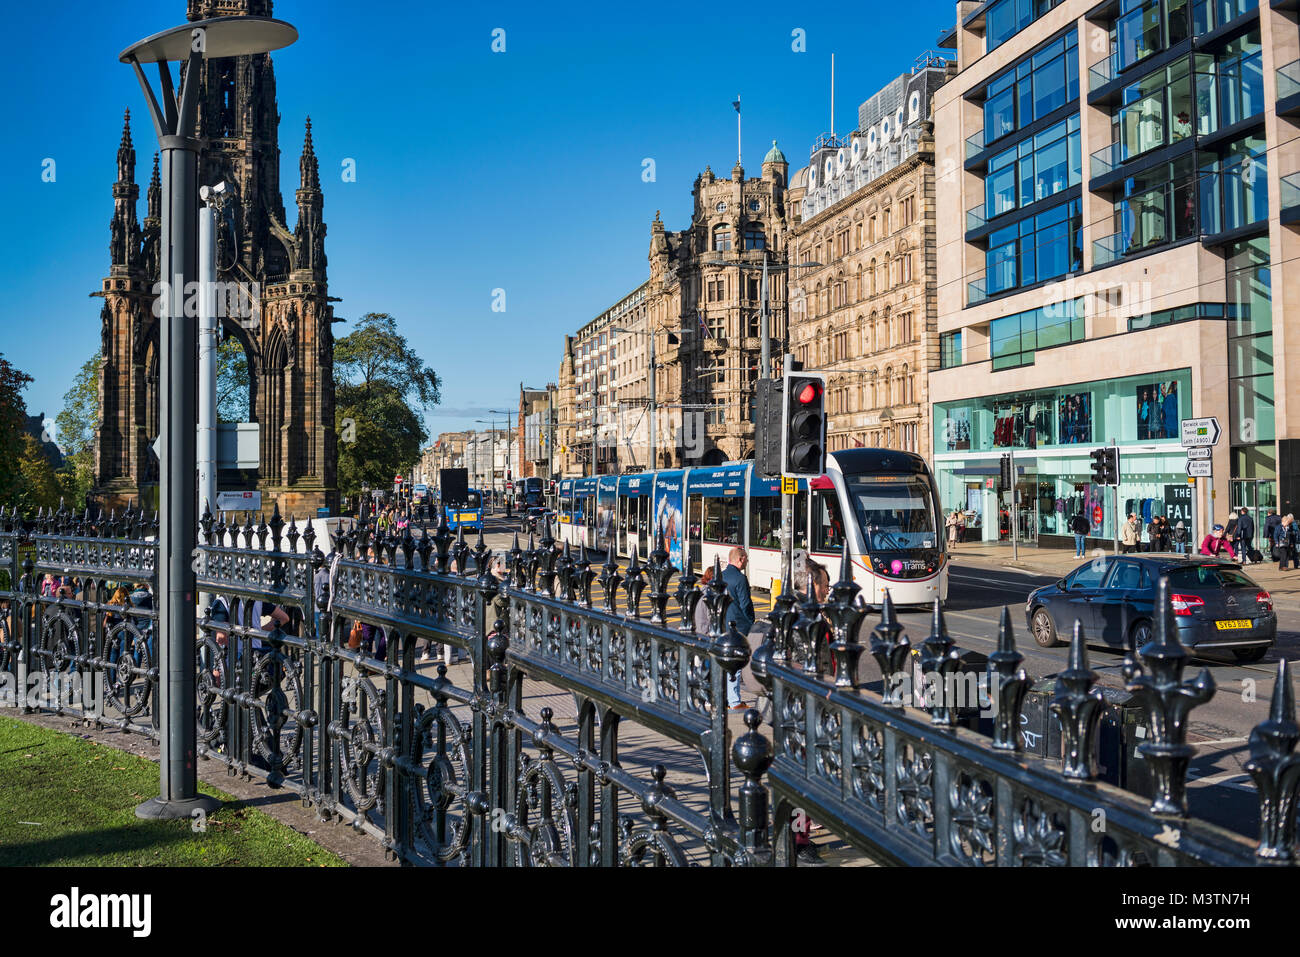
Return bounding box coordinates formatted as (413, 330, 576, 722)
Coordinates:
(940, 330, 962, 368)
(901, 196, 915, 225)
(883, 208, 892, 235)
(1095, 155, 1198, 264)
(990, 297, 1086, 370)
(714, 225, 732, 251)
(983, 30, 1079, 144)
(985, 114, 1081, 220)
(898, 312, 913, 343)
(744, 226, 766, 249)
(985, 198, 1082, 298)
(986, 0, 1069, 53)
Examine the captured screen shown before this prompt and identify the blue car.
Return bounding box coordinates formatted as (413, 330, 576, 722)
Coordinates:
(1025, 555, 1275, 663)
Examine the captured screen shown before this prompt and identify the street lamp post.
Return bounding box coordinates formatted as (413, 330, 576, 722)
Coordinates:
(121, 14, 297, 821)
(489, 408, 515, 516)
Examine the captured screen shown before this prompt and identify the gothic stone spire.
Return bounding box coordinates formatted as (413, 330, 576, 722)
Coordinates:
(110, 109, 140, 271)
(294, 116, 326, 276)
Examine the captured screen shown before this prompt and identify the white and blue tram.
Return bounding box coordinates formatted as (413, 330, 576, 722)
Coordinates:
(554, 449, 948, 606)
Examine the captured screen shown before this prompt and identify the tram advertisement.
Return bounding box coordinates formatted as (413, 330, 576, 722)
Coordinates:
(653, 473, 684, 569)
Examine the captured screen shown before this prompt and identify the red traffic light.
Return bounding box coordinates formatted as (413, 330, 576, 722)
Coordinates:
(796, 382, 823, 405)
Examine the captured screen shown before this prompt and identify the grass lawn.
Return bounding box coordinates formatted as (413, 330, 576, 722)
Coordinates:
(0, 716, 347, 867)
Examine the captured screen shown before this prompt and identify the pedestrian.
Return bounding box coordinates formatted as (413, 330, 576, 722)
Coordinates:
(1274, 514, 1297, 572)
(946, 510, 959, 547)
(1199, 524, 1235, 559)
(1070, 511, 1089, 558)
(1234, 507, 1255, 564)
(1146, 515, 1160, 554)
(693, 565, 715, 634)
(1264, 508, 1281, 548)
(1173, 520, 1188, 555)
(721, 547, 754, 711)
(1120, 514, 1139, 554)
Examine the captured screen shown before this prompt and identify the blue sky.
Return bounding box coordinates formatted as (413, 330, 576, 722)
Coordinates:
(0, 0, 955, 444)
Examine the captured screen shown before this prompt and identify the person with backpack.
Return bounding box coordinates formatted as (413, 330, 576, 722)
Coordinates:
(1070, 512, 1089, 558)
(1173, 521, 1188, 554)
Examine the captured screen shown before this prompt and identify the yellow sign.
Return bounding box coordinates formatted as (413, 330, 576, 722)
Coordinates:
(456, 513, 477, 522)
(781, 476, 797, 495)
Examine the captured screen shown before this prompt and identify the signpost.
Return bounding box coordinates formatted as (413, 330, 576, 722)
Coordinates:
(216, 490, 261, 513)
(1181, 416, 1221, 538)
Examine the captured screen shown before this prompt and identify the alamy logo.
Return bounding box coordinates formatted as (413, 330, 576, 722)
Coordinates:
(49, 887, 151, 937)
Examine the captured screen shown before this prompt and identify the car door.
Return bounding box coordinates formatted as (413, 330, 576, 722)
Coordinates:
(1093, 560, 1144, 646)
(1057, 561, 1109, 638)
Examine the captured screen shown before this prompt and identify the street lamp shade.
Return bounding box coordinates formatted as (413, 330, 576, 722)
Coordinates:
(120, 15, 297, 64)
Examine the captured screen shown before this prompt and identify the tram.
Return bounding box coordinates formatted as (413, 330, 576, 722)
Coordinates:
(554, 449, 947, 607)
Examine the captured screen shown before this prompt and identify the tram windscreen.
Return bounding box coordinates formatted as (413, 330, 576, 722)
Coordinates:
(844, 475, 937, 551)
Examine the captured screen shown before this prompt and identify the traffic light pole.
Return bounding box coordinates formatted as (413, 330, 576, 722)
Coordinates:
(1009, 449, 1018, 563)
(1111, 436, 1119, 557)
(781, 354, 794, 597)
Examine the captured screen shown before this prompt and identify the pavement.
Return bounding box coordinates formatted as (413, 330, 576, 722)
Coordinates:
(949, 540, 1300, 610)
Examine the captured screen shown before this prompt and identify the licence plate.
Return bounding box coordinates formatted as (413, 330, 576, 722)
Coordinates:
(1215, 619, 1251, 630)
(457, 513, 477, 522)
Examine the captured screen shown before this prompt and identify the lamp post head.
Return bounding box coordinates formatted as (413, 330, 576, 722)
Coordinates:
(120, 16, 297, 64)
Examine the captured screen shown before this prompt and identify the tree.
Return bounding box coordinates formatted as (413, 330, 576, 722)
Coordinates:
(54, 355, 101, 510)
(334, 313, 440, 498)
(217, 335, 250, 423)
(0, 354, 34, 503)
(17, 433, 61, 511)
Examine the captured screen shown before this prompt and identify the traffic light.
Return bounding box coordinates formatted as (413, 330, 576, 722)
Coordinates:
(782, 374, 826, 477)
(1089, 448, 1107, 485)
(998, 453, 1012, 491)
(754, 378, 784, 477)
(1090, 447, 1120, 485)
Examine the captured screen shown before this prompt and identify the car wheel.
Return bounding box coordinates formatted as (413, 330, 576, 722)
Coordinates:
(1128, 619, 1153, 649)
(1233, 646, 1268, 664)
(1031, 608, 1060, 648)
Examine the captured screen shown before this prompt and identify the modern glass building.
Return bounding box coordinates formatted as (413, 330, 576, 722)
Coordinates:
(933, 0, 1297, 548)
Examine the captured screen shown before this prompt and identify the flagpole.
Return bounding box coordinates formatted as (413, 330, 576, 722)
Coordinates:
(735, 94, 741, 168)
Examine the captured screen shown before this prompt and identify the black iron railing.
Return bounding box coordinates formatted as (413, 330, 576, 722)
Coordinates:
(1, 502, 1297, 866)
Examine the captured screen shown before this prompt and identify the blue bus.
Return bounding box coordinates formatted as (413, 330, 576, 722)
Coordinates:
(444, 487, 483, 533)
(556, 450, 947, 607)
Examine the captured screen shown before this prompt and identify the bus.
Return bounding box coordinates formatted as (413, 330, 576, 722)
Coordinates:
(444, 487, 484, 533)
(518, 476, 544, 508)
(554, 449, 947, 607)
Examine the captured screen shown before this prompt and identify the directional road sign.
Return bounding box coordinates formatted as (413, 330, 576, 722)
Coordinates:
(1186, 447, 1211, 460)
(1181, 417, 1221, 448)
(1186, 459, 1212, 478)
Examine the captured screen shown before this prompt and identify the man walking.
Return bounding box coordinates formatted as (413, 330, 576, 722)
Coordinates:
(1070, 511, 1089, 558)
(721, 546, 754, 711)
(1120, 514, 1139, 554)
(1234, 507, 1255, 564)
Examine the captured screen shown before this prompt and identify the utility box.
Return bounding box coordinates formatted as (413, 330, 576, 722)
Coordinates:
(1018, 679, 1152, 797)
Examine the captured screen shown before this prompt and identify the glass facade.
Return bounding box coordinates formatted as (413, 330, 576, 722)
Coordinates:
(934, 369, 1193, 542)
(986, 198, 1082, 295)
(986, 115, 1082, 218)
(988, 298, 1085, 370)
(987, 0, 1070, 53)
(983, 31, 1079, 143)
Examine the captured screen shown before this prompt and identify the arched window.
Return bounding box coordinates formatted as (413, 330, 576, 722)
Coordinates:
(882, 253, 891, 291)
(869, 370, 878, 409)
(901, 363, 910, 404)
(883, 366, 893, 406)
(855, 264, 864, 301)
(713, 224, 732, 252)
(869, 259, 877, 297)
(882, 306, 891, 349)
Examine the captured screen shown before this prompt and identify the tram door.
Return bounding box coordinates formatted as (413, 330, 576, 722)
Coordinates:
(688, 495, 704, 573)
(636, 497, 649, 558)
(617, 496, 632, 557)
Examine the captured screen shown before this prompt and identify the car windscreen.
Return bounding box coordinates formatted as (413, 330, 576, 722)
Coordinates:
(844, 474, 936, 551)
(1164, 565, 1256, 590)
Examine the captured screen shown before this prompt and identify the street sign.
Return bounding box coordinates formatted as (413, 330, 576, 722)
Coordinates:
(216, 490, 261, 512)
(1180, 417, 1221, 447)
(1186, 447, 1211, 459)
(1186, 459, 1212, 478)
(781, 476, 797, 495)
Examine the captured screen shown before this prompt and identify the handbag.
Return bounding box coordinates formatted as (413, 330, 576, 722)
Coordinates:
(348, 620, 363, 650)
